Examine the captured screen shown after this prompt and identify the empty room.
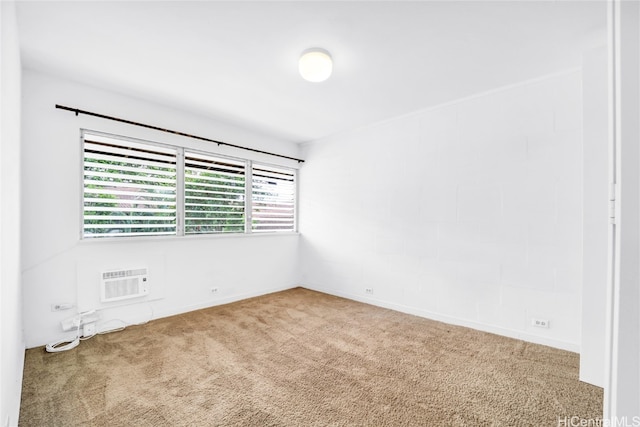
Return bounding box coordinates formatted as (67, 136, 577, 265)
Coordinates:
(2, 0, 640, 425)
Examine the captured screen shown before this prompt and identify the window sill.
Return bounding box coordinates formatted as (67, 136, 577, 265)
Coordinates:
(78, 231, 300, 245)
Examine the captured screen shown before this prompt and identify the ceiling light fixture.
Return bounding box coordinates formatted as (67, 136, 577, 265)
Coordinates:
(299, 48, 333, 82)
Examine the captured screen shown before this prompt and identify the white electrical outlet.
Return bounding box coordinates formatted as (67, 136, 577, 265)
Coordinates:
(51, 303, 74, 312)
(531, 318, 550, 328)
(211, 287, 218, 294)
(365, 288, 373, 294)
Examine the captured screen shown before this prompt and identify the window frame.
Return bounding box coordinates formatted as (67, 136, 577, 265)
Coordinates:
(183, 148, 248, 235)
(80, 129, 298, 240)
(251, 162, 297, 233)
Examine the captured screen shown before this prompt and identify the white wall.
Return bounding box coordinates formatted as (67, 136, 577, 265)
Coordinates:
(581, 45, 608, 387)
(299, 70, 583, 351)
(21, 69, 301, 348)
(1, 1, 25, 426)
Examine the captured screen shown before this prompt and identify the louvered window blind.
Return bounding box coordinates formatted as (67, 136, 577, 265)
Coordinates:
(83, 135, 177, 238)
(184, 152, 245, 234)
(82, 131, 297, 238)
(252, 164, 296, 232)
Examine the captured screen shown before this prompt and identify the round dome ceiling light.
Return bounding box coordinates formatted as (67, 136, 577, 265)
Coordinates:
(299, 48, 333, 82)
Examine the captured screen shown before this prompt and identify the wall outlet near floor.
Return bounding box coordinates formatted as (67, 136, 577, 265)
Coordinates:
(51, 303, 74, 312)
(365, 288, 374, 295)
(211, 287, 218, 294)
(531, 318, 550, 328)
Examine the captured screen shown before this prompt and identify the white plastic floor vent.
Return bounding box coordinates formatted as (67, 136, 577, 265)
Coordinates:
(101, 268, 149, 303)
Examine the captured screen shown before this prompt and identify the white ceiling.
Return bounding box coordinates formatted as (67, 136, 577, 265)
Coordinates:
(16, 1, 606, 144)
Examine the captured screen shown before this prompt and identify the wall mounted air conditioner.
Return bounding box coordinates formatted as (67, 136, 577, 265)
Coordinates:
(101, 268, 149, 303)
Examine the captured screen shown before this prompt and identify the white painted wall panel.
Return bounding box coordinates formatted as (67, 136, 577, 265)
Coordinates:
(299, 70, 584, 351)
(0, 2, 25, 425)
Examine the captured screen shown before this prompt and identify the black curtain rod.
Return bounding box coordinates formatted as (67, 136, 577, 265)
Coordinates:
(55, 104, 305, 163)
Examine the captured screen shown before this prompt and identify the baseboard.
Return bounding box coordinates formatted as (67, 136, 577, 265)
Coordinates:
(300, 283, 580, 353)
(42, 285, 301, 344)
(135, 284, 299, 325)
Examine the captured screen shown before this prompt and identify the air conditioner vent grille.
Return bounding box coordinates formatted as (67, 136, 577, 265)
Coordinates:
(101, 268, 149, 303)
(102, 268, 148, 280)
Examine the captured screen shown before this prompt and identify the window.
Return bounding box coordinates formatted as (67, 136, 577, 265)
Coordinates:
(82, 131, 297, 238)
(83, 134, 177, 238)
(184, 152, 245, 234)
(252, 164, 296, 232)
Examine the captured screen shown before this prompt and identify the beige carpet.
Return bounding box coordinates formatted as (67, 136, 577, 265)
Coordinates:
(20, 288, 602, 426)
